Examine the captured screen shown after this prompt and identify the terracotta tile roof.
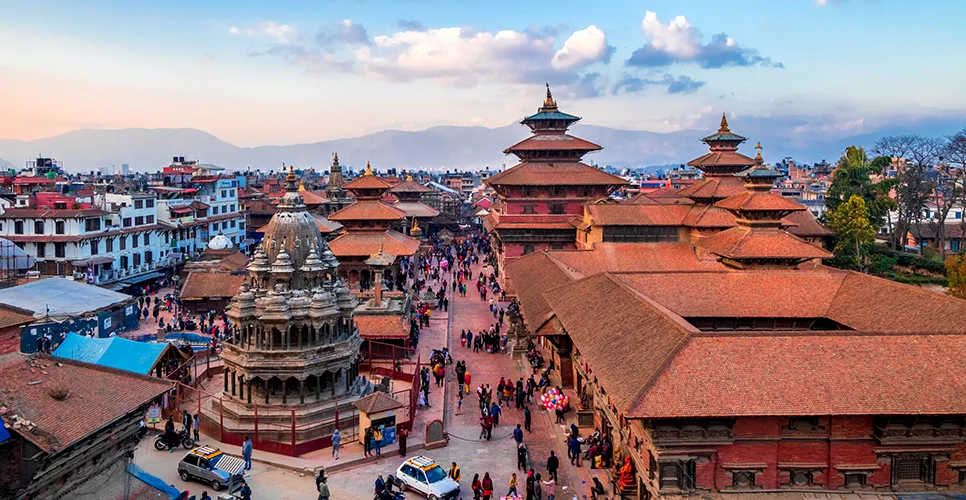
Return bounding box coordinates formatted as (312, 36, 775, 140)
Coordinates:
(297, 188, 326, 205)
(585, 204, 691, 226)
(0, 353, 171, 453)
(485, 162, 628, 187)
(697, 226, 832, 260)
(352, 391, 405, 414)
(614, 271, 845, 319)
(544, 274, 694, 413)
(504, 252, 577, 333)
(908, 222, 966, 240)
(0, 304, 36, 328)
(715, 192, 807, 212)
(180, 271, 248, 299)
(343, 175, 392, 191)
(491, 222, 574, 230)
(825, 272, 966, 333)
(552, 243, 726, 275)
(327, 231, 420, 257)
(246, 199, 277, 215)
(355, 314, 409, 339)
(189, 201, 210, 210)
(0, 208, 110, 219)
(312, 214, 343, 234)
(675, 176, 748, 201)
(686, 151, 756, 168)
(782, 210, 834, 238)
(682, 204, 738, 228)
(633, 334, 966, 418)
(389, 180, 431, 194)
(327, 200, 407, 222)
(649, 187, 685, 199)
(625, 193, 660, 205)
(503, 134, 602, 153)
(218, 251, 251, 272)
(393, 201, 440, 218)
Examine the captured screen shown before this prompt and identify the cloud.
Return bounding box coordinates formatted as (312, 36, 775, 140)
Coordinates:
(397, 20, 426, 31)
(243, 21, 610, 94)
(229, 21, 300, 44)
(551, 25, 614, 70)
(197, 55, 214, 66)
(614, 73, 706, 95)
(626, 11, 783, 70)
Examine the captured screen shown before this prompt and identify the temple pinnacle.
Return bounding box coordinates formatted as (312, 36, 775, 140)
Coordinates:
(364, 161, 373, 176)
(719, 112, 730, 133)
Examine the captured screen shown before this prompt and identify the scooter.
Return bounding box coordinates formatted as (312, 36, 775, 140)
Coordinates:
(154, 428, 195, 451)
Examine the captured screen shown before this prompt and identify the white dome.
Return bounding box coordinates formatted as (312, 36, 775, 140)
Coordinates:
(208, 233, 234, 250)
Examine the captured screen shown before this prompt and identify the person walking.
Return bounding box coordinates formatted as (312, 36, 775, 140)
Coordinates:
(192, 414, 200, 443)
(331, 428, 341, 459)
(482, 472, 494, 500)
(489, 401, 502, 426)
(546, 451, 558, 481)
(525, 470, 535, 500)
(542, 475, 556, 500)
(523, 406, 532, 433)
(471, 473, 482, 500)
(507, 473, 518, 498)
(241, 436, 253, 472)
(533, 473, 543, 500)
(317, 476, 330, 500)
(513, 424, 523, 445)
(568, 435, 581, 467)
(517, 442, 528, 471)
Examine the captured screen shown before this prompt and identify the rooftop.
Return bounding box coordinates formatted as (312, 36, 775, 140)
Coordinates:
(486, 162, 628, 187)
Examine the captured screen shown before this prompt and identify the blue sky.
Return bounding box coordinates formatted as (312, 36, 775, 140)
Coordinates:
(1, 0, 963, 146)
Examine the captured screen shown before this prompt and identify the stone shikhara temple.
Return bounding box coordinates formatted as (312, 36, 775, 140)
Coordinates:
(213, 167, 372, 443)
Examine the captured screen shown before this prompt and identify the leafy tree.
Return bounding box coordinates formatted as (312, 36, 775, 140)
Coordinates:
(945, 254, 966, 299)
(827, 195, 876, 272)
(825, 146, 895, 230)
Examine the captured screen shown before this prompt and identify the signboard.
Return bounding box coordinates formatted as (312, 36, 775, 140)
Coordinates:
(147, 404, 161, 424)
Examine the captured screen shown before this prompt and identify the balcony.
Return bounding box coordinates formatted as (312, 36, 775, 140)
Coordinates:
(654, 421, 734, 445)
(874, 424, 965, 444)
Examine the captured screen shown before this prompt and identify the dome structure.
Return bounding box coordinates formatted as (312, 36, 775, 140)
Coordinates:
(259, 166, 328, 288)
(208, 233, 234, 250)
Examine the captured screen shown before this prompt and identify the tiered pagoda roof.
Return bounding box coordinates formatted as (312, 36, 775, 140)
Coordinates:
(679, 113, 757, 204)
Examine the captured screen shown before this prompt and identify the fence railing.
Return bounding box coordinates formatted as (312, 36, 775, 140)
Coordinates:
(163, 339, 419, 457)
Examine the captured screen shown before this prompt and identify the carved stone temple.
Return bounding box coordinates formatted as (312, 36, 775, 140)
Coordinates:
(210, 167, 372, 443)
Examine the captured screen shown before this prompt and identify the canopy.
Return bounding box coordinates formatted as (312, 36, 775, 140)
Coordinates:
(53, 333, 185, 375)
(120, 271, 165, 285)
(0, 278, 131, 319)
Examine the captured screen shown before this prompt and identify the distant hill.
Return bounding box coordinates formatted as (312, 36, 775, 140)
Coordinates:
(0, 117, 962, 173)
(0, 157, 11, 170)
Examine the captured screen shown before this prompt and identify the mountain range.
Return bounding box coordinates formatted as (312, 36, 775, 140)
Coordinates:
(0, 117, 962, 173)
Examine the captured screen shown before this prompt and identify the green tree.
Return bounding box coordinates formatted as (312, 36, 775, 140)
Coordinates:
(825, 146, 895, 230)
(945, 254, 966, 299)
(827, 195, 876, 271)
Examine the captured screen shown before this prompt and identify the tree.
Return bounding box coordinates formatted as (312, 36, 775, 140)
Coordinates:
(873, 135, 914, 248)
(827, 194, 876, 272)
(945, 254, 966, 299)
(898, 136, 943, 255)
(825, 146, 895, 230)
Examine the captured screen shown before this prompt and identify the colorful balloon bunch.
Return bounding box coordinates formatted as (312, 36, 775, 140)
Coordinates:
(541, 387, 570, 411)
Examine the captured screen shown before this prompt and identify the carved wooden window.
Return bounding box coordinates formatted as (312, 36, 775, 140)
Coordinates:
(785, 417, 824, 432)
(732, 471, 755, 488)
(522, 205, 536, 214)
(893, 456, 933, 483)
(789, 470, 812, 486)
(660, 463, 681, 490)
(845, 473, 866, 487)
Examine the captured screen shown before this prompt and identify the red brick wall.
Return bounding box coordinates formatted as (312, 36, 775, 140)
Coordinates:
(0, 325, 22, 355)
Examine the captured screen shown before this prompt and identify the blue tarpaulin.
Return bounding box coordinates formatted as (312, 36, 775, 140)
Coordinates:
(126, 463, 183, 499)
(52, 333, 179, 375)
(0, 416, 11, 443)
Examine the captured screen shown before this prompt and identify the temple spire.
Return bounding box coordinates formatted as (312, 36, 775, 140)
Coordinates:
(754, 142, 763, 166)
(542, 83, 557, 111)
(285, 165, 297, 192)
(364, 161, 373, 176)
(333, 152, 339, 164)
(719, 112, 731, 133)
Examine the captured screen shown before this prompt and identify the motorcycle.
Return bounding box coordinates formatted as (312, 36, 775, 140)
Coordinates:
(374, 476, 406, 500)
(154, 428, 195, 451)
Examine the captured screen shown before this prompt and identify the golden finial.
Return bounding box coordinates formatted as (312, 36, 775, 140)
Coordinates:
(286, 165, 296, 182)
(364, 161, 373, 176)
(406, 172, 414, 182)
(543, 83, 556, 108)
(719, 112, 730, 133)
(754, 142, 763, 165)
(298, 180, 306, 191)
(333, 152, 339, 164)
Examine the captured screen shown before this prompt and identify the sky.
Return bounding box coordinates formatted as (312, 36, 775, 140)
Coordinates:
(1, 0, 964, 147)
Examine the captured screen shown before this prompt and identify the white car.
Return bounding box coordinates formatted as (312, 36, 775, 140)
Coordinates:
(394, 456, 460, 500)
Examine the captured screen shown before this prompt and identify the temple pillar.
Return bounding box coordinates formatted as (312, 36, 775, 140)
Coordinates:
(224, 369, 229, 393)
(374, 268, 384, 305)
(315, 375, 321, 401)
(331, 370, 337, 397)
(299, 379, 305, 404)
(231, 371, 237, 396)
(247, 379, 252, 404)
(239, 375, 245, 400)
(282, 379, 288, 405)
(345, 367, 350, 393)
(265, 380, 270, 404)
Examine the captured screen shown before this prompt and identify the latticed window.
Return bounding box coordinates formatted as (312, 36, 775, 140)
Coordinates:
(602, 225, 678, 243)
(893, 456, 932, 483)
(732, 471, 755, 488)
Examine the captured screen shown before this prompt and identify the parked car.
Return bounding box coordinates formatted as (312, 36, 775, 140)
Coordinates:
(394, 456, 460, 500)
(177, 446, 245, 491)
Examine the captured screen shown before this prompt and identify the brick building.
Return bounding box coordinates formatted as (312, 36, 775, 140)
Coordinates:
(504, 119, 966, 497)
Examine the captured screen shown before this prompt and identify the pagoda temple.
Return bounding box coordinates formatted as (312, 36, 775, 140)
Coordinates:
(485, 85, 627, 280)
(213, 167, 370, 446)
(320, 153, 354, 216)
(326, 163, 420, 290)
(389, 173, 439, 236)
